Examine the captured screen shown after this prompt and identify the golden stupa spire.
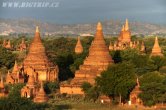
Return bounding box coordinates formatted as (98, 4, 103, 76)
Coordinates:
(154, 37, 160, 48)
(125, 19, 129, 31)
(36, 26, 40, 33)
(75, 36, 83, 54)
(151, 37, 163, 57)
(97, 22, 102, 31)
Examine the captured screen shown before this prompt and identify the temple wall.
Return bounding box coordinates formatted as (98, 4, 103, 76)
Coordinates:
(60, 86, 84, 95)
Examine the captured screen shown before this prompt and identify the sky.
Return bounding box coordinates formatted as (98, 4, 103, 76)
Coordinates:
(0, 0, 166, 24)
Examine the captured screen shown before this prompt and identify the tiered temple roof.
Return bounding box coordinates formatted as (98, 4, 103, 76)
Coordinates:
(111, 19, 134, 51)
(75, 37, 83, 54)
(60, 22, 114, 94)
(151, 37, 163, 57)
(23, 26, 51, 71)
(23, 26, 59, 81)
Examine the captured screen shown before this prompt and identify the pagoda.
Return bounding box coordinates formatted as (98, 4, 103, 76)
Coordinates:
(60, 22, 114, 94)
(75, 37, 83, 54)
(151, 37, 163, 57)
(129, 78, 142, 105)
(23, 26, 59, 81)
(17, 38, 27, 51)
(112, 19, 139, 51)
(21, 67, 38, 98)
(33, 81, 48, 103)
(118, 19, 131, 43)
(6, 61, 24, 84)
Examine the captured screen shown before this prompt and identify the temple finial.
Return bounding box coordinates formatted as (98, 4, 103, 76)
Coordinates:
(36, 26, 39, 33)
(125, 19, 129, 31)
(97, 22, 102, 30)
(137, 77, 140, 87)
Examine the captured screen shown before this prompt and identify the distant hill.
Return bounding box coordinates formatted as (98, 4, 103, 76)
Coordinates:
(0, 18, 166, 36)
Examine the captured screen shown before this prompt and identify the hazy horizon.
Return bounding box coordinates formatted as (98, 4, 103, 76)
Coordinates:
(0, 0, 166, 24)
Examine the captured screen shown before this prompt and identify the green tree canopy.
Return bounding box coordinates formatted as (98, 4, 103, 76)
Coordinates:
(96, 62, 136, 103)
(139, 72, 166, 106)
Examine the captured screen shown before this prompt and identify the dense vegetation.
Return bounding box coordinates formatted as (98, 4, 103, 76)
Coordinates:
(0, 36, 166, 109)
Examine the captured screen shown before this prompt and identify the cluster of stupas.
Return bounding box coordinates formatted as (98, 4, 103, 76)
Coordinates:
(2, 38, 27, 51)
(108, 19, 163, 57)
(0, 19, 164, 105)
(60, 22, 114, 94)
(3, 26, 59, 103)
(109, 19, 146, 52)
(60, 21, 164, 107)
(21, 26, 58, 102)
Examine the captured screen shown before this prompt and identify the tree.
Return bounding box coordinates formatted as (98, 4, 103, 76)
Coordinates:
(81, 82, 99, 102)
(0, 83, 48, 110)
(139, 72, 166, 106)
(56, 53, 74, 81)
(147, 56, 166, 72)
(112, 50, 122, 63)
(0, 46, 16, 70)
(131, 54, 149, 75)
(96, 62, 136, 103)
(44, 81, 59, 94)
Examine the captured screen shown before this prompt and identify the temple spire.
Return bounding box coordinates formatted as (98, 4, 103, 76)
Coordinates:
(97, 22, 102, 30)
(36, 26, 39, 33)
(125, 19, 129, 31)
(151, 37, 163, 57)
(154, 37, 160, 48)
(75, 37, 83, 54)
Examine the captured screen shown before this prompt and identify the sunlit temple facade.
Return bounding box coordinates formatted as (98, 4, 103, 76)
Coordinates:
(60, 22, 114, 94)
(109, 19, 145, 52)
(150, 37, 163, 57)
